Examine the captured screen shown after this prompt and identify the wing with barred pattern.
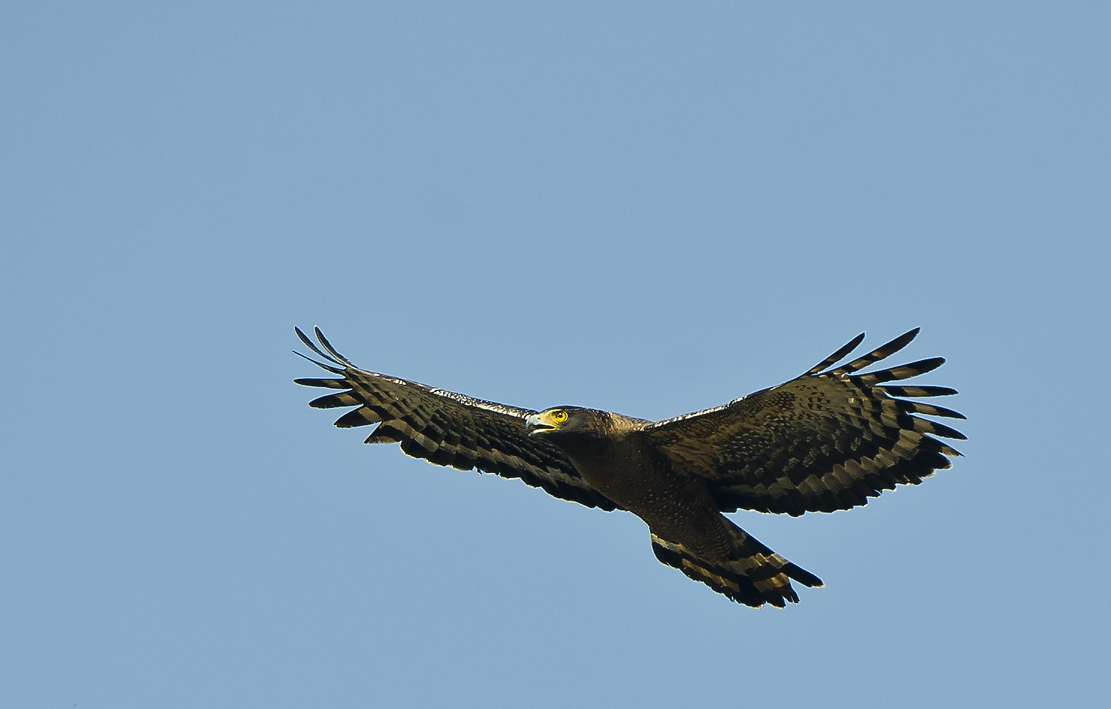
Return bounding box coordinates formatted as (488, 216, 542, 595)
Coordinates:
(294, 327, 619, 511)
(646, 329, 965, 517)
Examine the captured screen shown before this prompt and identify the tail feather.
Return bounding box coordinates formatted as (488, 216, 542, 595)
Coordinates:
(650, 519, 822, 608)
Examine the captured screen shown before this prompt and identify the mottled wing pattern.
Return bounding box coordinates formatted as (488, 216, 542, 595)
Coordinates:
(646, 329, 965, 516)
(651, 517, 824, 608)
(294, 327, 619, 511)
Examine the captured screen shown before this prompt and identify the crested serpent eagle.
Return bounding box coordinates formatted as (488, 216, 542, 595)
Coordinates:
(295, 327, 964, 608)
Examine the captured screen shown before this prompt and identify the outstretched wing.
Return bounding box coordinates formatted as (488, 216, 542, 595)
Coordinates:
(645, 329, 965, 516)
(294, 327, 619, 511)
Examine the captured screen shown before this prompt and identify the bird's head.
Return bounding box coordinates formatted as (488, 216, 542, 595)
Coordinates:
(525, 406, 606, 443)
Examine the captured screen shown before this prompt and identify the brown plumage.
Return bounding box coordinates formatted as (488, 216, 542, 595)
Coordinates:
(294, 327, 964, 608)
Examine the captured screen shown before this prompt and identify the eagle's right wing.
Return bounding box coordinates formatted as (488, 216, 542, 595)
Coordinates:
(295, 327, 619, 511)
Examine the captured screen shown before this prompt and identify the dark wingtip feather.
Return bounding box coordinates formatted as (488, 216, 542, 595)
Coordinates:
(916, 418, 967, 440)
(784, 564, 823, 589)
(294, 326, 340, 365)
(937, 425, 967, 441)
(292, 350, 344, 375)
(908, 356, 945, 375)
(879, 385, 959, 398)
(806, 332, 866, 375)
(860, 357, 946, 385)
(939, 443, 963, 458)
(309, 392, 360, 409)
(334, 408, 378, 428)
(294, 326, 313, 349)
(294, 377, 347, 389)
(836, 328, 922, 375)
(894, 327, 921, 348)
(900, 401, 966, 420)
(313, 326, 354, 366)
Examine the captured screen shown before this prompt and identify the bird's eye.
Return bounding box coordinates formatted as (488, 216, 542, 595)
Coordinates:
(551, 410, 568, 423)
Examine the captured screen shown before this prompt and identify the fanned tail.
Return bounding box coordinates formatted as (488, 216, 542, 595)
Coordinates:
(651, 518, 822, 608)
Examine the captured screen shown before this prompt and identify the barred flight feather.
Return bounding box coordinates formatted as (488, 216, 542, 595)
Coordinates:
(651, 518, 823, 608)
(294, 327, 619, 511)
(646, 328, 964, 517)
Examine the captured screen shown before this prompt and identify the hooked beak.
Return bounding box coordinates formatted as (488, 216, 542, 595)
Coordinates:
(525, 412, 557, 436)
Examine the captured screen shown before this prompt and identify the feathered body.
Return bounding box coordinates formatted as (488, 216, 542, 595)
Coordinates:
(295, 327, 964, 607)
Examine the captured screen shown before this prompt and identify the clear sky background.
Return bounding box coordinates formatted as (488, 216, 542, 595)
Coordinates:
(2, 2, 1108, 707)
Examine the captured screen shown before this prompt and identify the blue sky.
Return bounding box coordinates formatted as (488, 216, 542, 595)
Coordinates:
(2, 2, 1108, 707)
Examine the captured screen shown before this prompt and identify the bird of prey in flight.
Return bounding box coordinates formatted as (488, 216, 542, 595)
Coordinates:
(295, 327, 964, 607)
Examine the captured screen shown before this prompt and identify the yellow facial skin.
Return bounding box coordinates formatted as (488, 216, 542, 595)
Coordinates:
(525, 409, 568, 436)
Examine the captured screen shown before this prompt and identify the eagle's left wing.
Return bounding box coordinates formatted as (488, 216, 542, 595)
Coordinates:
(644, 329, 965, 517)
(295, 327, 619, 511)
